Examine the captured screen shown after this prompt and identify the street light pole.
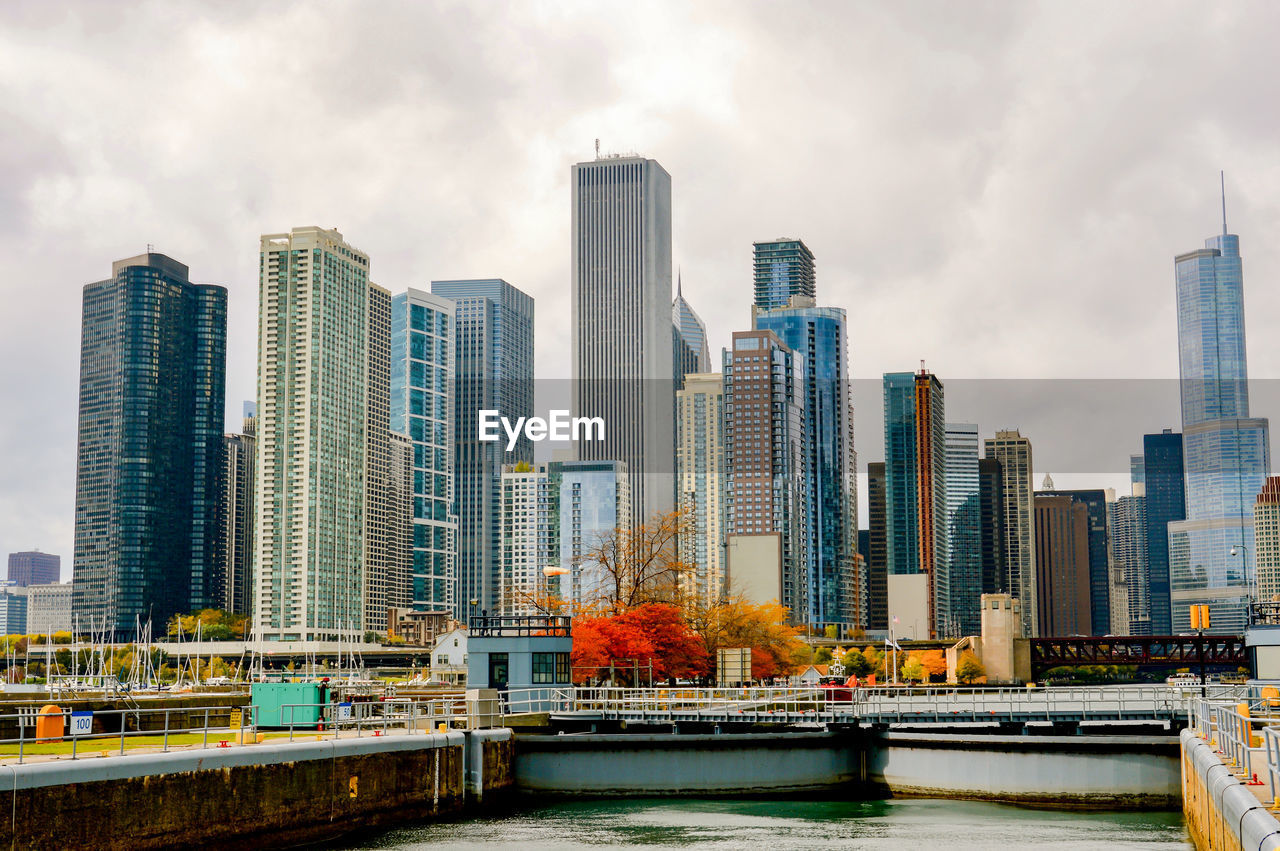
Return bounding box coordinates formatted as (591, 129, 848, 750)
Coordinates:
(1231, 544, 1252, 623)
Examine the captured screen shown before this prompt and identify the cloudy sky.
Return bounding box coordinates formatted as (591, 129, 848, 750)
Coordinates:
(3, 1, 1279, 576)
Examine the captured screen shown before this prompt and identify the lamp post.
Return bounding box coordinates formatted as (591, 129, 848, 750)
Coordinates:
(468, 599, 479, 631)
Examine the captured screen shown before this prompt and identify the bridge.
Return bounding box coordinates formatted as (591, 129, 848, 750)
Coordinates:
(1029, 634, 1247, 676)
(506, 684, 1226, 731)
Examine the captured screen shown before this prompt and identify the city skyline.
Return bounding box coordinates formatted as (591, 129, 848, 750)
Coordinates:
(5, 2, 1280, 566)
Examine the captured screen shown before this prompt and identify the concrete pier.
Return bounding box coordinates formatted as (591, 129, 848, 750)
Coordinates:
(1181, 728, 1280, 850)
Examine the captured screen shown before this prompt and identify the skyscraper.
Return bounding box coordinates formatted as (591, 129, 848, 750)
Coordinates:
(500, 462, 562, 615)
(673, 274, 712, 380)
(945, 424, 982, 636)
(866, 462, 888, 631)
(253, 228, 377, 642)
(752, 238, 815, 310)
(1033, 493, 1092, 636)
(432, 279, 534, 616)
(1168, 222, 1270, 633)
(218, 404, 255, 615)
(755, 300, 859, 628)
(1036, 485, 1110, 635)
(1254, 477, 1280, 602)
(978, 458, 1007, 598)
(572, 155, 674, 524)
(676, 372, 726, 607)
(984, 430, 1037, 636)
(73, 252, 226, 639)
(724, 329, 807, 621)
(1111, 486, 1150, 634)
(883, 368, 946, 636)
(390, 288, 458, 614)
(1142, 429, 1185, 634)
(7, 551, 60, 587)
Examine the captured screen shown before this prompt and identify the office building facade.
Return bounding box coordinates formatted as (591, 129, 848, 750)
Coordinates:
(26, 582, 72, 635)
(390, 288, 458, 613)
(1111, 487, 1150, 634)
(945, 424, 982, 636)
(1256, 477, 1280, 602)
(73, 252, 226, 639)
(1033, 494, 1092, 636)
(572, 155, 675, 524)
(1142, 430, 1185, 634)
(984, 430, 1037, 636)
(218, 405, 255, 615)
(431, 279, 534, 617)
(7, 552, 59, 587)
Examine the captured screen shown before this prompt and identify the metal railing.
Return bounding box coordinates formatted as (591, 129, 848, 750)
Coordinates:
(1190, 690, 1280, 807)
(0, 704, 258, 765)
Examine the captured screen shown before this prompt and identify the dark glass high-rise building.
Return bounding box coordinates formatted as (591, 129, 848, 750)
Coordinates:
(217, 403, 255, 615)
(978, 458, 1007, 597)
(73, 253, 226, 639)
(1143, 429, 1185, 634)
(867, 462, 887, 631)
(431, 279, 534, 616)
(752, 238, 815, 310)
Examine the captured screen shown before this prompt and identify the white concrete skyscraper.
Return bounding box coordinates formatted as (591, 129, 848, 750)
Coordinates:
(253, 227, 384, 642)
(572, 154, 675, 524)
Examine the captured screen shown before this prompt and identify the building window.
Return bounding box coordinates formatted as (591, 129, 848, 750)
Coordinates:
(532, 652, 556, 684)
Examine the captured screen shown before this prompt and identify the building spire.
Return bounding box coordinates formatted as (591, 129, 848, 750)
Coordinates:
(677, 266, 682, 298)
(1221, 170, 1228, 236)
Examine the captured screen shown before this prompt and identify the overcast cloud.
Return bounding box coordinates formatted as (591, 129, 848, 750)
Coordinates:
(3, 0, 1279, 576)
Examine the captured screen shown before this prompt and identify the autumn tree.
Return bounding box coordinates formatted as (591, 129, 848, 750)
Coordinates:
(570, 615, 654, 684)
(919, 650, 947, 682)
(682, 594, 805, 682)
(956, 652, 986, 684)
(901, 655, 925, 682)
(814, 647, 834, 665)
(579, 511, 695, 613)
(841, 649, 873, 678)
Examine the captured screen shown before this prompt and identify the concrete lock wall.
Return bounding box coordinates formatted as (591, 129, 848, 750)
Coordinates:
(1180, 728, 1280, 851)
(0, 729, 515, 849)
(515, 731, 866, 795)
(868, 732, 1182, 808)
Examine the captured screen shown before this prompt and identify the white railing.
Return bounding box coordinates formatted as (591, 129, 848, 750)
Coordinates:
(1190, 691, 1280, 807)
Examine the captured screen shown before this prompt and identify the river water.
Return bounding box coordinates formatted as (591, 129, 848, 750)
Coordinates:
(342, 797, 1190, 850)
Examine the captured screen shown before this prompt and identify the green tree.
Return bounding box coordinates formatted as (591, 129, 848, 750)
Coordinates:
(841, 649, 873, 677)
(901, 656, 925, 682)
(814, 647, 833, 665)
(956, 652, 985, 684)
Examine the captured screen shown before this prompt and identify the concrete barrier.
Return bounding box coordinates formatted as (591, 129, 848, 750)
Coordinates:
(0, 729, 514, 849)
(1181, 728, 1280, 851)
(868, 732, 1181, 808)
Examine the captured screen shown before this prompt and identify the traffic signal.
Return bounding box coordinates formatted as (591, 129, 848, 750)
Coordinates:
(1189, 604, 1211, 630)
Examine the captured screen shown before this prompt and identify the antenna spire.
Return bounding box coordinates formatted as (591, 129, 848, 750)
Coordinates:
(1221, 170, 1228, 235)
(677, 267, 682, 298)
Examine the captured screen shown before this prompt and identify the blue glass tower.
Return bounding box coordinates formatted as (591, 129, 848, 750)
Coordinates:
(755, 303, 859, 627)
(1142, 430, 1185, 634)
(431, 279, 534, 617)
(390, 289, 457, 613)
(72, 253, 227, 639)
(753, 239, 816, 310)
(1168, 228, 1270, 633)
(884, 373, 919, 579)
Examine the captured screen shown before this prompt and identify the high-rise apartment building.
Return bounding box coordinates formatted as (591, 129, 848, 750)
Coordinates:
(945, 424, 982, 636)
(218, 403, 255, 615)
(883, 369, 946, 636)
(752, 239, 815, 310)
(73, 252, 226, 639)
(390, 289, 457, 613)
(676, 373, 725, 607)
(1168, 224, 1270, 633)
(560, 461, 631, 608)
(1110, 486, 1150, 634)
(431, 279, 534, 617)
(253, 227, 378, 642)
(7, 552, 60, 587)
(1033, 493, 1092, 636)
(755, 300, 859, 628)
(387, 432, 414, 614)
(724, 329, 808, 621)
(1255, 477, 1280, 602)
(1141, 430, 1185, 634)
(978, 458, 1007, 598)
(572, 155, 675, 525)
(984, 430, 1037, 636)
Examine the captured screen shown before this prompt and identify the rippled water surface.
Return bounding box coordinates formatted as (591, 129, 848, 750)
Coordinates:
(343, 797, 1191, 850)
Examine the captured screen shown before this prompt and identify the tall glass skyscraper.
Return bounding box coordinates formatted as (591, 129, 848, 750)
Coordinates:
(431, 279, 534, 617)
(73, 252, 226, 640)
(1168, 228, 1270, 633)
(672, 274, 711, 375)
(1141, 430, 1185, 634)
(752, 239, 815, 310)
(390, 288, 457, 614)
(755, 302, 859, 628)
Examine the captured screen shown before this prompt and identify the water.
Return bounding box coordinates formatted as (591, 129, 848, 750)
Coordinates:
(342, 797, 1191, 850)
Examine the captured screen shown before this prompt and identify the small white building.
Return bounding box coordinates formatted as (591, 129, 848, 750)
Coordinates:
(431, 628, 468, 684)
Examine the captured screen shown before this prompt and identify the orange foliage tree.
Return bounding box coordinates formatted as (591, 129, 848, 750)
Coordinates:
(570, 604, 708, 684)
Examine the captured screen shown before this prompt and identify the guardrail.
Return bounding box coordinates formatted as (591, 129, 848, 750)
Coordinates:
(0, 704, 259, 764)
(1190, 691, 1280, 808)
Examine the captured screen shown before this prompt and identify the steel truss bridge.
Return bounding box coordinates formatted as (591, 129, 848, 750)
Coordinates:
(1029, 635, 1247, 676)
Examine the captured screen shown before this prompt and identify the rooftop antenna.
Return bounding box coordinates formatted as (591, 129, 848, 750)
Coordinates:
(1220, 170, 1228, 235)
(595, 138, 600, 158)
(146, 243, 154, 253)
(919, 358, 926, 375)
(677, 267, 682, 298)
